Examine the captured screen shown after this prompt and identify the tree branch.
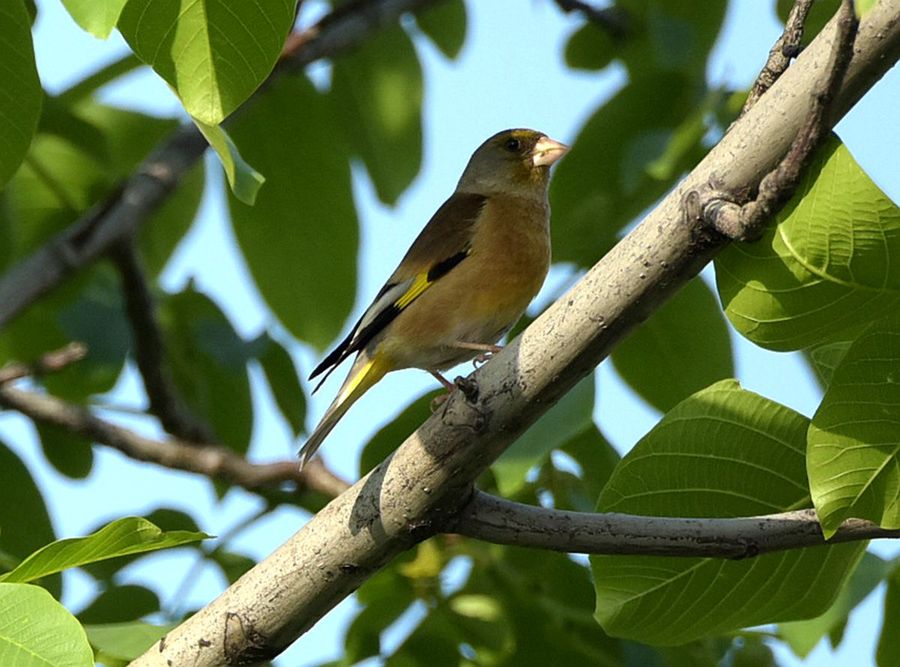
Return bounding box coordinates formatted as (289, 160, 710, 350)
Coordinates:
(0, 342, 87, 384)
(742, 0, 815, 115)
(450, 491, 900, 558)
(0, 384, 349, 501)
(132, 4, 900, 665)
(0, 0, 450, 329)
(111, 239, 218, 443)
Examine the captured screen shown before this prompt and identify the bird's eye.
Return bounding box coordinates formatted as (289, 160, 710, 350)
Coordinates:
(504, 137, 521, 152)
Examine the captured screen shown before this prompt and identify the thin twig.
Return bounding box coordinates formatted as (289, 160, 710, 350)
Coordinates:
(450, 491, 899, 558)
(0, 342, 88, 384)
(690, 0, 859, 241)
(0, 384, 350, 500)
(742, 0, 816, 115)
(111, 239, 217, 443)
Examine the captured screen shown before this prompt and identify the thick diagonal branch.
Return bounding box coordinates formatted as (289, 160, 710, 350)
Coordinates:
(132, 4, 900, 665)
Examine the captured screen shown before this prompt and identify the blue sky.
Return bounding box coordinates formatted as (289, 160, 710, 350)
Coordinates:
(2, 0, 897, 664)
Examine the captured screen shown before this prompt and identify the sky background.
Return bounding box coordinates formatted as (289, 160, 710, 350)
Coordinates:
(1, 0, 897, 665)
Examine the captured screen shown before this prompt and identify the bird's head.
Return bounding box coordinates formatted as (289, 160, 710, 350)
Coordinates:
(457, 129, 568, 198)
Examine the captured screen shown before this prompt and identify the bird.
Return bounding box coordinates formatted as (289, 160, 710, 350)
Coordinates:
(299, 128, 568, 468)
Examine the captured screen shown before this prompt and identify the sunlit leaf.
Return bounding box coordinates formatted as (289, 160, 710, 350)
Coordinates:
(193, 119, 264, 205)
(0, 583, 93, 666)
(808, 312, 900, 537)
(592, 380, 864, 645)
(60, 0, 128, 38)
(118, 0, 298, 124)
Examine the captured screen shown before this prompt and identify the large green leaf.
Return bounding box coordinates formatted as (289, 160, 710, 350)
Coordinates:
(0, 0, 41, 190)
(779, 552, 888, 657)
(592, 380, 864, 645)
(0, 441, 58, 596)
(60, 0, 128, 38)
(612, 277, 732, 412)
(715, 137, 900, 351)
(76, 584, 160, 624)
(808, 312, 900, 537)
(0, 583, 93, 666)
(0, 517, 208, 584)
(492, 375, 595, 496)
(252, 332, 306, 436)
(229, 75, 358, 350)
(331, 24, 423, 205)
(117, 0, 298, 125)
(161, 285, 253, 453)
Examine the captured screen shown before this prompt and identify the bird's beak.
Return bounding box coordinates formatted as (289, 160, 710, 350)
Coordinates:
(532, 136, 569, 167)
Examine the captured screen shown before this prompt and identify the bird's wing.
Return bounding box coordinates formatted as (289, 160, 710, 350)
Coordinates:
(309, 192, 487, 386)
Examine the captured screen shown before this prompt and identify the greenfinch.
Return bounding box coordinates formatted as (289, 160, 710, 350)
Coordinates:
(299, 129, 567, 468)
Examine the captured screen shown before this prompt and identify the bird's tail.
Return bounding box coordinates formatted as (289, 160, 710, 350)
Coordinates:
(298, 352, 389, 469)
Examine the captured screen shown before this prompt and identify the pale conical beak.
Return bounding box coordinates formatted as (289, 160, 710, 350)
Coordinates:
(532, 136, 569, 167)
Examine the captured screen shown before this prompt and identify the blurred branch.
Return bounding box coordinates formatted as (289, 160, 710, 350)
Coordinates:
(0, 342, 87, 384)
(742, 0, 815, 115)
(553, 0, 629, 39)
(451, 491, 900, 557)
(111, 239, 217, 443)
(0, 384, 350, 500)
(133, 5, 900, 665)
(693, 0, 858, 242)
(0, 0, 450, 329)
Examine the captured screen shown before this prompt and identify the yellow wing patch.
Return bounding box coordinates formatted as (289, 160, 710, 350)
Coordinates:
(394, 272, 432, 309)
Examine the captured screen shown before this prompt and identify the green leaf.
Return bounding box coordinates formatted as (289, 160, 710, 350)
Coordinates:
(550, 72, 707, 267)
(778, 138, 900, 292)
(612, 277, 733, 412)
(592, 380, 865, 645)
(808, 312, 900, 537)
(60, 0, 128, 38)
(0, 583, 93, 666)
(161, 285, 253, 454)
(117, 0, 298, 125)
(560, 425, 620, 504)
(229, 75, 358, 350)
(193, 119, 264, 205)
(878, 565, 900, 667)
(76, 584, 160, 624)
(36, 423, 93, 480)
(331, 25, 423, 204)
(0, 0, 42, 190)
(0, 517, 208, 584)
(716, 137, 900, 351)
(565, 22, 617, 71)
(0, 441, 58, 596)
(809, 341, 852, 387)
(85, 621, 176, 662)
(415, 0, 467, 59)
(209, 550, 255, 584)
(493, 375, 595, 496)
(253, 333, 306, 436)
(779, 552, 888, 657)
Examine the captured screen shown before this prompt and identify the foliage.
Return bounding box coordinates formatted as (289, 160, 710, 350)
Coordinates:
(0, 0, 897, 665)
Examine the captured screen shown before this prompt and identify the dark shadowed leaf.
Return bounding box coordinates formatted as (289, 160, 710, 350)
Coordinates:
(253, 332, 306, 436)
(360, 392, 438, 477)
(331, 25, 423, 205)
(229, 75, 358, 350)
(36, 423, 93, 480)
(415, 0, 467, 59)
(0, 0, 42, 190)
(612, 277, 733, 412)
(878, 565, 900, 667)
(161, 285, 253, 454)
(77, 584, 160, 624)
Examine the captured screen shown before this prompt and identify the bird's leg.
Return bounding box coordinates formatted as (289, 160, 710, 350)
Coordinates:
(452, 340, 504, 367)
(430, 371, 455, 412)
